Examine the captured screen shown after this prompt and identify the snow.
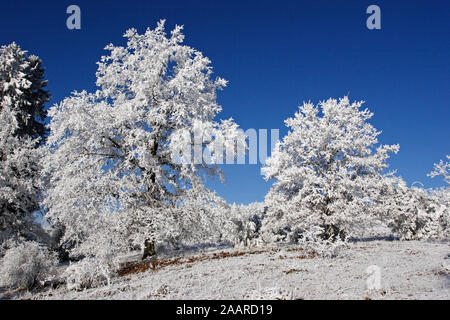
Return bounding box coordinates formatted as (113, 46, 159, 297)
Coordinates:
(5, 239, 449, 300)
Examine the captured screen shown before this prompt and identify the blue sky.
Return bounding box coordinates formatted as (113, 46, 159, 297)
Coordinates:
(1, 0, 449, 204)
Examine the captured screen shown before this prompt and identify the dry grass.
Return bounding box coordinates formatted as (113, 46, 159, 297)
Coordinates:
(284, 268, 308, 275)
(117, 246, 312, 277)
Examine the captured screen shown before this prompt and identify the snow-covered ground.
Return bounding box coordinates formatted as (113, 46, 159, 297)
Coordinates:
(3, 239, 449, 300)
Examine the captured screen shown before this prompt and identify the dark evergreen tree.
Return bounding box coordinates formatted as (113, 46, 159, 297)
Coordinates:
(0, 42, 50, 142)
(0, 42, 50, 242)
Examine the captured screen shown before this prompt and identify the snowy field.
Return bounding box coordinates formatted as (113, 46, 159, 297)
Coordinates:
(2, 239, 449, 300)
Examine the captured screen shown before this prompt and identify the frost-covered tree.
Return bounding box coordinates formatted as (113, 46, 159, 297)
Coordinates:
(261, 97, 399, 242)
(164, 184, 230, 248)
(224, 202, 265, 247)
(0, 43, 50, 242)
(428, 155, 449, 185)
(44, 20, 245, 262)
(0, 43, 49, 141)
(382, 177, 449, 240)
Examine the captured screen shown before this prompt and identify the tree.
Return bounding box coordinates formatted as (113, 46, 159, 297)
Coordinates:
(428, 155, 449, 185)
(167, 184, 230, 248)
(223, 202, 265, 247)
(261, 96, 399, 242)
(43, 20, 245, 261)
(383, 176, 449, 240)
(0, 43, 50, 242)
(0, 43, 49, 141)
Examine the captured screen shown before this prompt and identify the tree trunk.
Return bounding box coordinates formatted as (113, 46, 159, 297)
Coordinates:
(142, 239, 156, 259)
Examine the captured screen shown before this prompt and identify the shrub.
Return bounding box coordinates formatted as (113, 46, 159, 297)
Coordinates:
(222, 203, 265, 247)
(386, 186, 449, 240)
(64, 257, 111, 291)
(297, 226, 348, 258)
(0, 241, 58, 290)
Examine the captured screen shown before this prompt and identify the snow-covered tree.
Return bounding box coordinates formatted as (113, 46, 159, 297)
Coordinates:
(0, 43, 49, 141)
(0, 43, 49, 242)
(428, 155, 449, 185)
(383, 155, 450, 239)
(261, 96, 399, 242)
(224, 202, 265, 247)
(43, 20, 246, 262)
(164, 184, 230, 248)
(382, 177, 449, 240)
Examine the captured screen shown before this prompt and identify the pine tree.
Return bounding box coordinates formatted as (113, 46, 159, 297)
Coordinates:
(0, 43, 49, 141)
(0, 43, 50, 241)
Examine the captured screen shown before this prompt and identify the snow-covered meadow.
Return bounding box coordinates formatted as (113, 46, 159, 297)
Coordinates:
(2, 238, 448, 300)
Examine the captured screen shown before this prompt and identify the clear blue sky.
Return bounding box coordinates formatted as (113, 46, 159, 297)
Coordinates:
(1, 0, 449, 204)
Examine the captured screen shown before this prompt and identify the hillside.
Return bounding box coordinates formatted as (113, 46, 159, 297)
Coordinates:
(3, 239, 449, 300)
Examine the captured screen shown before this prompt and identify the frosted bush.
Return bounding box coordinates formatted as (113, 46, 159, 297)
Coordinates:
(0, 238, 13, 258)
(221, 202, 265, 247)
(64, 258, 111, 291)
(387, 185, 449, 240)
(297, 226, 348, 258)
(225, 217, 257, 247)
(431, 188, 450, 238)
(61, 219, 128, 291)
(0, 241, 58, 290)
